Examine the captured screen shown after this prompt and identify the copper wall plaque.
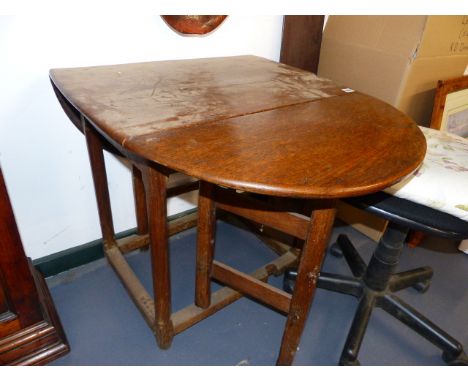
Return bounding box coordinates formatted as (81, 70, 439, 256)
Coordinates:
(161, 15, 228, 36)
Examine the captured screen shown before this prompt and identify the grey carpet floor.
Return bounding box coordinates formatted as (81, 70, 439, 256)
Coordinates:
(47, 220, 468, 366)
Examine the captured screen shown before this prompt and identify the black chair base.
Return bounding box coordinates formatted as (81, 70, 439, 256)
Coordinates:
(284, 223, 468, 366)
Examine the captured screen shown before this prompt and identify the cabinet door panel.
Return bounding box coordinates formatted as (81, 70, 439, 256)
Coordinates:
(0, 168, 42, 331)
(0, 166, 69, 364)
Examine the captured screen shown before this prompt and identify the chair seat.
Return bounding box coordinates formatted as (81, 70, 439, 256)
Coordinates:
(384, 126, 468, 223)
(347, 192, 468, 240)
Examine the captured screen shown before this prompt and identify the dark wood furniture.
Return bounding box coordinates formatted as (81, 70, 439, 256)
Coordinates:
(280, 15, 325, 74)
(0, 167, 69, 365)
(50, 56, 425, 365)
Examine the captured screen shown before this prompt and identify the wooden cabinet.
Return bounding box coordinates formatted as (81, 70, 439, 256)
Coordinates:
(280, 15, 325, 74)
(0, 167, 69, 365)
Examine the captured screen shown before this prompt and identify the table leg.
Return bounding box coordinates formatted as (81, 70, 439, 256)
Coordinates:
(142, 164, 174, 349)
(195, 181, 217, 308)
(132, 164, 148, 235)
(83, 118, 116, 248)
(276, 200, 336, 365)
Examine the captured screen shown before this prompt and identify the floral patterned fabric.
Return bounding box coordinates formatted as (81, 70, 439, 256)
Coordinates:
(385, 126, 468, 223)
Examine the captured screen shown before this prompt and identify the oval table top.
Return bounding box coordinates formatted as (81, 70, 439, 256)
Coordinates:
(50, 55, 426, 199)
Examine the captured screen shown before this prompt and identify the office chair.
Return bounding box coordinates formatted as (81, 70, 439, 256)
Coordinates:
(284, 127, 468, 365)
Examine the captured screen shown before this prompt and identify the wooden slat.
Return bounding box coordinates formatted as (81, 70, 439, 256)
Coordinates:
(167, 180, 199, 198)
(172, 251, 298, 334)
(105, 246, 155, 327)
(116, 211, 198, 253)
(167, 211, 199, 235)
(116, 234, 149, 254)
(195, 182, 217, 308)
(173, 285, 246, 335)
(277, 202, 337, 365)
(142, 166, 174, 349)
(212, 261, 292, 313)
(215, 189, 309, 240)
(83, 119, 116, 248)
(132, 165, 148, 235)
(221, 213, 300, 258)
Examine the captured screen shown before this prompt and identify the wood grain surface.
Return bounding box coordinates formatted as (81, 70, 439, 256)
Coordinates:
(50, 56, 343, 142)
(126, 92, 425, 198)
(50, 55, 426, 199)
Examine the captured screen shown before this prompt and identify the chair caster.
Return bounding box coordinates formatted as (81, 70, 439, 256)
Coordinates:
(442, 350, 468, 366)
(330, 243, 344, 258)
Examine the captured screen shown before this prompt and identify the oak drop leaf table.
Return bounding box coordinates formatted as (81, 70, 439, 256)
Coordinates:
(50, 56, 426, 365)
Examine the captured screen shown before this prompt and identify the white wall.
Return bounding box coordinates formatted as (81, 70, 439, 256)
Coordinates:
(0, 15, 284, 260)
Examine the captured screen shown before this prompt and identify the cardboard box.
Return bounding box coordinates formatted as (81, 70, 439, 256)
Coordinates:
(318, 16, 468, 240)
(318, 16, 468, 126)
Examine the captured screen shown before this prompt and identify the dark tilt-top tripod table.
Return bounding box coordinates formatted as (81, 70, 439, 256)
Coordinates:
(50, 56, 426, 365)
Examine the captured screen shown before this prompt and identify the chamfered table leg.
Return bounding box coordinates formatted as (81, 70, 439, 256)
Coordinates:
(132, 164, 148, 235)
(195, 181, 217, 308)
(276, 200, 337, 365)
(142, 164, 175, 349)
(83, 117, 116, 248)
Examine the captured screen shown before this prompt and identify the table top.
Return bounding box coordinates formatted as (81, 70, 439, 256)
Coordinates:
(50, 55, 426, 199)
